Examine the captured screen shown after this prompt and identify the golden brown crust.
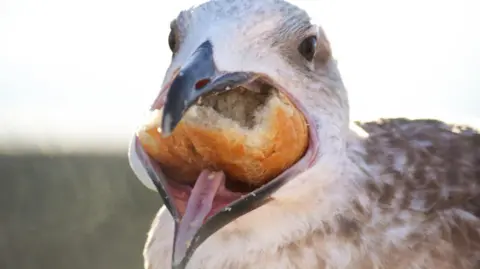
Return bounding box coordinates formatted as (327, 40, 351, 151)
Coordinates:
(137, 98, 309, 186)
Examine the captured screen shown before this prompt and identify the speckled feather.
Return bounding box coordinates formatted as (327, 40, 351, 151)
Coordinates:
(348, 118, 480, 268)
(135, 1, 480, 268)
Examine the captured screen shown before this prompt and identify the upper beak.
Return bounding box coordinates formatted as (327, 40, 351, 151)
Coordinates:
(160, 40, 253, 136)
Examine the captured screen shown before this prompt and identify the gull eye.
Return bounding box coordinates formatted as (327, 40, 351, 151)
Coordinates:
(168, 29, 177, 53)
(298, 36, 317, 61)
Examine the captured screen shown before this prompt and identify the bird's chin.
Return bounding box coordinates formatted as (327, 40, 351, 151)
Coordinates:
(129, 73, 319, 267)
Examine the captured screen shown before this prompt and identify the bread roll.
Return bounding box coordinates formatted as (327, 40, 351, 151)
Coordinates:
(136, 87, 308, 187)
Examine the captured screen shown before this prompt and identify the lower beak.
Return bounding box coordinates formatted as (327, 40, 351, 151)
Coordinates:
(133, 138, 276, 269)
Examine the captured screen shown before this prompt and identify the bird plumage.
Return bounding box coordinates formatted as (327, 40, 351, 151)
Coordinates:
(133, 1, 480, 268)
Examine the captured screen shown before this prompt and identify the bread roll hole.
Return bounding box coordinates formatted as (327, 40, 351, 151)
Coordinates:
(186, 79, 280, 133)
(197, 80, 273, 128)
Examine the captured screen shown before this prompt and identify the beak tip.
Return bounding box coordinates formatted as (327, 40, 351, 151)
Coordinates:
(172, 248, 189, 269)
(161, 130, 172, 138)
(171, 262, 186, 269)
(161, 112, 177, 137)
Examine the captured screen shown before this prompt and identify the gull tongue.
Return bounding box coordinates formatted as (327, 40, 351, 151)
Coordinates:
(173, 169, 225, 265)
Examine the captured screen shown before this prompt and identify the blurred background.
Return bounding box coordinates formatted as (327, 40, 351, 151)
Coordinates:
(0, 0, 478, 268)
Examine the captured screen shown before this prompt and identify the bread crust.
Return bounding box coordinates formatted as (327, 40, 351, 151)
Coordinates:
(137, 93, 309, 186)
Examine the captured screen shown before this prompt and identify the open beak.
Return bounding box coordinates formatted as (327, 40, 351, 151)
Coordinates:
(129, 40, 315, 269)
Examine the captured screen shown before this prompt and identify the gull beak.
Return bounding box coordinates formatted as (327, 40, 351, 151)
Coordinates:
(129, 40, 307, 269)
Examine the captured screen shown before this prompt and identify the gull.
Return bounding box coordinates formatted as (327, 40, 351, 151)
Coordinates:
(128, 0, 480, 268)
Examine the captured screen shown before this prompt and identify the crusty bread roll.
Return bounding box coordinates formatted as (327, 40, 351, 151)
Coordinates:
(136, 87, 308, 187)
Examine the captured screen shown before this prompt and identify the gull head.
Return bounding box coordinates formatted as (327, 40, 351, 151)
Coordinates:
(128, 0, 350, 268)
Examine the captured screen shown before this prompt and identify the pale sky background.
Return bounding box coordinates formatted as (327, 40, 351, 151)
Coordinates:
(0, 0, 479, 151)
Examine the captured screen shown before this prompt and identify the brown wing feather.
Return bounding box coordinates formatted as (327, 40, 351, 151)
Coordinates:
(357, 118, 480, 216)
(353, 118, 480, 268)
